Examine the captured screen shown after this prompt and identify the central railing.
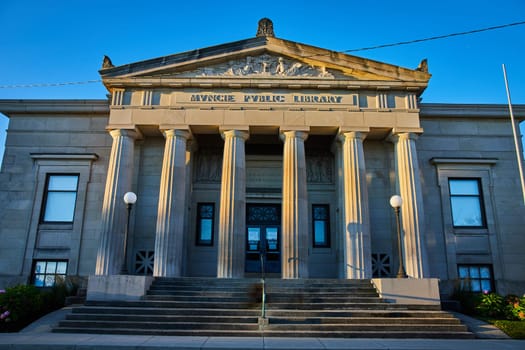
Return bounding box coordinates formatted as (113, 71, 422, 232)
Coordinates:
(259, 251, 266, 319)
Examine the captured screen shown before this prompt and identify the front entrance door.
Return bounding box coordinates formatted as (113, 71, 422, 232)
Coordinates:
(245, 204, 281, 275)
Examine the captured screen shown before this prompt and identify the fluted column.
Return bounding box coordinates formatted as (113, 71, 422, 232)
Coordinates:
(153, 129, 190, 277)
(339, 131, 372, 279)
(217, 129, 249, 278)
(392, 132, 429, 278)
(281, 130, 309, 279)
(96, 129, 138, 275)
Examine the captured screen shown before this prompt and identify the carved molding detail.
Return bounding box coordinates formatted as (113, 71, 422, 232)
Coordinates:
(177, 54, 341, 78)
(306, 152, 333, 183)
(195, 150, 223, 182)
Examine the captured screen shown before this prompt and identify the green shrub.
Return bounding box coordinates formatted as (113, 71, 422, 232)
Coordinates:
(477, 292, 506, 318)
(505, 294, 525, 321)
(0, 285, 43, 332)
(0, 277, 79, 333)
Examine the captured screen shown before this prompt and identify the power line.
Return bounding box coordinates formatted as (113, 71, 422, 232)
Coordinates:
(0, 79, 101, 89)
(342, 20, 525, 53)
(0, 20, 524, 89)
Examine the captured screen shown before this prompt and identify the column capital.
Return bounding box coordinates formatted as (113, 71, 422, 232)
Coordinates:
(162, 129, 191, 140)
(388, 128, 424, 143)
(108, 128, 140, 140)
(338, 130, 368, 143)
(220, 129, 249, 141)
(279, 130, 308, 142)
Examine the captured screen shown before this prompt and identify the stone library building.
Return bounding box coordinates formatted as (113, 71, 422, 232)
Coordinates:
(1, 19, 524, 300)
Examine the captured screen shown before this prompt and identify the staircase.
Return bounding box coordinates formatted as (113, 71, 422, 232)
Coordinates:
(53, 277, 474, 338)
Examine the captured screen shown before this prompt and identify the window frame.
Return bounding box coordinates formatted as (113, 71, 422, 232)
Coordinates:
(31, 259, 68, 288)
(196, 202, 215, 246)
(448, 178, 486, 229)
(457, 264, 494, 293)
(312, 204, 330, 248)
(40, 174, 80, 224)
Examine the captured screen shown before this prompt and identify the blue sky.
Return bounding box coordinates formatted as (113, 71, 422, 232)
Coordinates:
(0, 0, 524, 165)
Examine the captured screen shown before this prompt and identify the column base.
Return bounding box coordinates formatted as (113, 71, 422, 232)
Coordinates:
(86, 275, 154, 301)
(371, 278, 441, 305)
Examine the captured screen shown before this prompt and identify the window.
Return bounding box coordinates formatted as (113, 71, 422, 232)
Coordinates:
(32, 260, 68, 287)
(312, 204, 330, 247)
(41, 174, 79, 223)
(196, 203, 214, 246)
(449, 178, 485, 228)
(458, 265, 494, 293)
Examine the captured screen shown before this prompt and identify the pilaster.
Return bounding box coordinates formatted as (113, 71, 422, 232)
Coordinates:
(153, 129, 190, 277)
(392, 132, 429, 278)
(339, 131, 372, 279)
(217, 129, 249, 278)
(281, 130, 309, 278)
(95, 129, 138, 275)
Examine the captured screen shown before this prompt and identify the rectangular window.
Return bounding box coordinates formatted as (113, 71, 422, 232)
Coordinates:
(449, 178, 485, 228)
(458, 265, 494, 293)
(32, 260, 68, 287)
(196, 203, 214, 246)
(312, 204, 330, 247)
(41, 174, 79, 223)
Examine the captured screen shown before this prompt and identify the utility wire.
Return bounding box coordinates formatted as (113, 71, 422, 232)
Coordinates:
(0, 20, 524, 89)
(0, 79, 101, 89)
(343, 20, 525, 53)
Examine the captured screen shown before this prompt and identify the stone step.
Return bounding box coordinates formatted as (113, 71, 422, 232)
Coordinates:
(85, 300, 260, 309)
(143, 295, 257, 302)
(263, 323, 469, 332)
(66, 313, 259, 323)
(265, 309, 455, 318)
(53, 277, 473, 339)
(53, 327, 475, 339)
(72, 306, 452, 319)
(266, 302, 442, 310)
(57, 320, 260, 331)
(72, 306, 260, 316)
(266, 296, 383, 303)
(148, 286, 378, 294)
(65, 313, 461, 326)
(267, 316, 461, 325)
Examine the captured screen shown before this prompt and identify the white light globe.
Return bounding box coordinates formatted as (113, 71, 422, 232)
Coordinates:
(389, 195, 402, 208)
(123, 192, 137, 205)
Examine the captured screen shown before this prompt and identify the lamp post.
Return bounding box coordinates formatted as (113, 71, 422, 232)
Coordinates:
(120, 191, 137, 275)
(389, 195, 407, 278)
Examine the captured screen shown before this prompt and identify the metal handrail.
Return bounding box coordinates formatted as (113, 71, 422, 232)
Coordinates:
(259, 251, 266, 319)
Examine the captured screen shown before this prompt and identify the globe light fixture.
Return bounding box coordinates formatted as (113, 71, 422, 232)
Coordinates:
(389, 195, 407, 278)
(120, 191, 137, 275)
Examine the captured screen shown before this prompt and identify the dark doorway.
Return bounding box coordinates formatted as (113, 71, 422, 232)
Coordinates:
(245, 204, 281, 275)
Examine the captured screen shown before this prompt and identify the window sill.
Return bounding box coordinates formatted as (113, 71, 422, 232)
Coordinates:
(38, 223, 74, 230)
(453, 228, 489, 235)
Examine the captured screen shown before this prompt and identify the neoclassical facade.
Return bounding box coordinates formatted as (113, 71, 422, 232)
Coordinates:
(1, 20, 524, 296)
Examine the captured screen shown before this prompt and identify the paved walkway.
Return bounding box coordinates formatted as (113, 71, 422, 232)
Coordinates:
(0, 307, 523, 350)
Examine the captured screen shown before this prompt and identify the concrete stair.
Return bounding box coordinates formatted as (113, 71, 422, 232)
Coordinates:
(53, 277, 474, 338)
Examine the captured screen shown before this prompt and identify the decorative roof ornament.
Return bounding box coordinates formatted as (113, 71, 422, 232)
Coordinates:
(102, 55, 114, 69)
(256, 18, 275, 38)
(416, 58, 428, 73)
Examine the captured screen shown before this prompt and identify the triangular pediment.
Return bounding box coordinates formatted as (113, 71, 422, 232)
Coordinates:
(152, 53, 358, 80)
(100, 36, 430, 89)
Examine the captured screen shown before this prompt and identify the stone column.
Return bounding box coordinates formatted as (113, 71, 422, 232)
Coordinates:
(392, 132, 429, 278)
(153, 129, 190, 277)
(95, 129, 138, 275)
(281, 130, 309, 279)
(339, 131, 372, 279)
(217, 129, 249, 278)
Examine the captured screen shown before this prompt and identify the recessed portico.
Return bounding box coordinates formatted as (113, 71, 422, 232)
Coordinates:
(95, 19, 431, 280)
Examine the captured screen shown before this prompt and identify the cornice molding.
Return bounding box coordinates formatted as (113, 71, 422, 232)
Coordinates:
(420, 103, 525, 119)
(0, 99, 109, 116)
